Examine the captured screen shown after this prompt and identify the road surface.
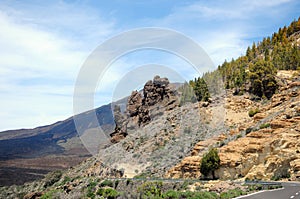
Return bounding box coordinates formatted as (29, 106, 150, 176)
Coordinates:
(238, 182, 300, 199)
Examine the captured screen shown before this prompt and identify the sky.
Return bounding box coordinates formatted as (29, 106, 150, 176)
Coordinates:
(0, 0, 299, 131)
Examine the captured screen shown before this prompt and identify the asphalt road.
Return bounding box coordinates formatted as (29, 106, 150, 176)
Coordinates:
(238, 182, 300, 199)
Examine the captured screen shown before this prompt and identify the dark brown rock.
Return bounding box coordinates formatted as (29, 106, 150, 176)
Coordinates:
(110, 76, 179, 143)
(110, 105, 128, 143)
(127, 91, 143, 117)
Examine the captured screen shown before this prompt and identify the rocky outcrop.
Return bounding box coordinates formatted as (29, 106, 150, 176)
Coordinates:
(127, 91, 143, 117)
(143, 76, 177, 109)
(110, 105, 128, 143)
(127, 76, 178, 127)
(110, 76, 179, 143)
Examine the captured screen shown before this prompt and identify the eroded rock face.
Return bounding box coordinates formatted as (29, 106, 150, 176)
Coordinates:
(127, 91, 143, 117)
(110, 105, 128, 143)
(167, 72, 300, 181)
(144, 76, 170, 106)
(110, 76, 179, 143)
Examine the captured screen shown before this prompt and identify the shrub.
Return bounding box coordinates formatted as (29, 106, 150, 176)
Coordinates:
(138, 181, 163, 197)
(271, 166, 290, 181)
(248, 108, 259, 117)
(40, 190, 60, 199)
(246, 127, 252, 134)
(220, 188, 246, 199)
(126, 179, 132, 186)
(260, 123, 270, 129)
(181, 180, 193, 189)
(200, 148, 220, 179)
(59, 176, 71, 186)
(162, 190, 179, 199)
(86, 180, 97, 199)
(96, 188, 120, 199)
(180, 191, 218, 199)
(100, 179, 113, 187)
(247, 184, 263, 192)
(114, 180, 119, 189)
(44, 170, 63, 188)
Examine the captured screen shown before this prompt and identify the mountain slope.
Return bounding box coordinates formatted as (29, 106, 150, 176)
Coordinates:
(0, 19, 300, 198)
(0, 102, 117, 186)
(167, 70, 300, 181)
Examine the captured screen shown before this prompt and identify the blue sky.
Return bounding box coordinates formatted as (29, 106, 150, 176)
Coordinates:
(0, 0, 299, 131)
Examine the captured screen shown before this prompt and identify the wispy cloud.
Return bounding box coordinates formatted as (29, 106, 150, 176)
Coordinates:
(145, 0, 299, 65)
(0, 0, 299, 131)
(0, 1, 115, 130)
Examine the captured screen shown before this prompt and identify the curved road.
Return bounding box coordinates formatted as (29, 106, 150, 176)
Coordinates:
(238, 182, 300, 199)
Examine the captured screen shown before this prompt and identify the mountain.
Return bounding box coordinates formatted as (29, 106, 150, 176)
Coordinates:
(2, 71, 299, 198)
(0, 101, 118, 186)
(0, 19, 300, 198)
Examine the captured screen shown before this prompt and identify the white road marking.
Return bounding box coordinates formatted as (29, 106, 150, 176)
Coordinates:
(234, 188, 285, 199)
(290, 196, 294, 198)
(296, 192, 298, 195)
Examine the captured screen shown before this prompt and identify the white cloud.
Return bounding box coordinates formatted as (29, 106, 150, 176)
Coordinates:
(242, 0, 293, 8)
(0, 0, 297, 131)
(145, 0, 297, 66)
(0, 3, 115, 131)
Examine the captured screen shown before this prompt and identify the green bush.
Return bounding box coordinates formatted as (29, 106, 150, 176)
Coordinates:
(44, 170, 63, 188)
(271, 172, 290, 181)
(267, 185, 282, 190)
(100, 179, 114, 187)
(179, 191, 217, 199)
(162, 190, 179, 199)
(138, 181, 163, 197)
(248, 108, 259, 117)
(181, 180, 193, 189)
(126, 179, 132, 186)
(40, 189, 62, 199)
(96, 188, 120, 199)
(246, 127, 253, 134)
(260, 123, 270, 129)
(200, 148, 220, 179)
(59, 176, 71, 186)
(86, 180, 97, 199)
(220, 188, 246, 199)
(247, 184, 263, 191)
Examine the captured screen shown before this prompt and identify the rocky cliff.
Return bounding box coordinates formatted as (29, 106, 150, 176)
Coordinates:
(110, 75, 179, 143)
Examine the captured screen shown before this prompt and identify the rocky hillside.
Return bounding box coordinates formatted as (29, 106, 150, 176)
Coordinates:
(167, 70, 300, 181)
(100, 75, 225, 178)
(1, 71, 300, 198)
(0, 75, 228, 198)
(0, 98, 123, 186)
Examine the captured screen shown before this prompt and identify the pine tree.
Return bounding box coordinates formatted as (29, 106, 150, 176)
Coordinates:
(189, 77, 210, 102)
(249, 60, 277, 99)
(200, 148, 220, 179)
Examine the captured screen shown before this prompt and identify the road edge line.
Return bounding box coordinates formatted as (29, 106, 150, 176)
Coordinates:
(233, 187, 285, 199)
